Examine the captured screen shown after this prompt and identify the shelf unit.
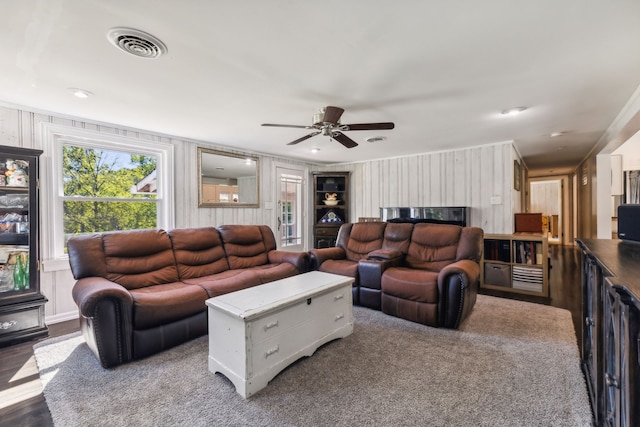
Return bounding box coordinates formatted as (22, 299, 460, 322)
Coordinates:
(0, 146, 48, 347)
(312, 172, 349, 248)
(480, 233, 549, 297)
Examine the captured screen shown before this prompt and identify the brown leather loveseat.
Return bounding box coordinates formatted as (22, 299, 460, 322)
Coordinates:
(68, 225, 308, 368)
(310, 221, 483, 328)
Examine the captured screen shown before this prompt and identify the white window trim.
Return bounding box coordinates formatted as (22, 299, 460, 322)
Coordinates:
(40, 123, 175, 271)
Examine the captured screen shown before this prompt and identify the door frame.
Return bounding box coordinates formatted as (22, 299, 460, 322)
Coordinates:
(274, 162, 309, 251)
(528, 175, 571, 245)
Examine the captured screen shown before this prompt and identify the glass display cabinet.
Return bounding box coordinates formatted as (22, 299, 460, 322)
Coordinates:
(0, 146, 47, 347)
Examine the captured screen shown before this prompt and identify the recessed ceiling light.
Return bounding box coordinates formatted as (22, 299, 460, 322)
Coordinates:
(365, 136, 387, 143)
(500, 107, 527, 116)
(311, 148, 320, 153)
(69, 88, 93, 98)
(550, 131, 564, 137)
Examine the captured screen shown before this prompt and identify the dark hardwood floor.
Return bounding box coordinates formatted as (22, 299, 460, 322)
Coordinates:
(0, 319, 78, 427)
(0, 245, 584, 427)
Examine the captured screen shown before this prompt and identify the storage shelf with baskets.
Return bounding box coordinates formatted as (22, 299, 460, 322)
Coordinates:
(480, 233, 549, 297)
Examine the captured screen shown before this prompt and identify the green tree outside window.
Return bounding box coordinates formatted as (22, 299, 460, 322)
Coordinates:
(62, 145, 158, 237)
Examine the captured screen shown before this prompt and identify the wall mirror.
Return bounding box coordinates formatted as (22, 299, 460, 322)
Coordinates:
(198, 147, 259, 207)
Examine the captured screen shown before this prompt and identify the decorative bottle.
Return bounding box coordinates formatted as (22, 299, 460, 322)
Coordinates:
(13, 253, 26, 290)
(23, 254, 29, 289)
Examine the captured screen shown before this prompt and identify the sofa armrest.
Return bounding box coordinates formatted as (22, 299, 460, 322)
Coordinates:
(72, 277, 134, 368)
(437, 259, 480, 329)
(367, 249, 403, 261)
(308, 247, 346, 270)
(359, 257, 403, 291)
(268, 250, 310, 273)
(72, 277, 133, 317)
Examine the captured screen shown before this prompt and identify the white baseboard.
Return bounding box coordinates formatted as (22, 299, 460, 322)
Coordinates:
(46, 311, 79, 325)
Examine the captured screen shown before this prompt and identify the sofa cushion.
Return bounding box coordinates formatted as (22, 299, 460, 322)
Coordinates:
(183, 269, 262, 298)
(381, 267, 439, 304)
(169, 227, 230, 279)
(250, 263, 300, 284)
(344, 222, 387, 261)
(405, 223, 462, 272)
(129, 282, 208, 329)
(319, 259, 359, 281)
(456, 227, 484, 262)
(67, 234, 108, 279)
(103, 229, 180, 290)
(218, 225, 269, 269)
(382, 222, 414, 253)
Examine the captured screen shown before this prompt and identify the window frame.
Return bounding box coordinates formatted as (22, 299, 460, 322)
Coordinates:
(42, 124, 175, 265)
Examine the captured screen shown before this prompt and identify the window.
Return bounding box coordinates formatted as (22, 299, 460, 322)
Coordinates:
(45, 126, 174, 260)
(279, 174, 302, 246)
(62, 145, 158, 238)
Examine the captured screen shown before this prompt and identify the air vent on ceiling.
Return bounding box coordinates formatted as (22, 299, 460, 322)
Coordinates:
(107, 27, 167, 58)
(365, 136, 387, 143)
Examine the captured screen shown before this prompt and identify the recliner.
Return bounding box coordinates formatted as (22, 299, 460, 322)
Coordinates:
(309, 222, 387, 305)
(310, 221, 483, 328)
(380, 223, 482, 328)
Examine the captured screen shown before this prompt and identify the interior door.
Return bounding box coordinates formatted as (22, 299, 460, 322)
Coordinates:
(275, 165, 307, 251)
(530, 179, 563, 244)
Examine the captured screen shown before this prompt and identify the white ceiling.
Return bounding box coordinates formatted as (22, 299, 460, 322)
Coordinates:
(2, 1, 640, 175)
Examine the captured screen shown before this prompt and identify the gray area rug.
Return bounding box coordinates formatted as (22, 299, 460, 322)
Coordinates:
(34, 295, 592, 426)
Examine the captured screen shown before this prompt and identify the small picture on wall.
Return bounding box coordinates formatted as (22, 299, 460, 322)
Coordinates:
(514, 160, 521, 191)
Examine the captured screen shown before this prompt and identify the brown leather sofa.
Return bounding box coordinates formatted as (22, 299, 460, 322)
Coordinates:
(68, 225, 309, 368)
(310, 221, 483, 328)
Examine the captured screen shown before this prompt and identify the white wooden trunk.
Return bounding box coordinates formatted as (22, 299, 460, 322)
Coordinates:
(206, 271, 354, 398)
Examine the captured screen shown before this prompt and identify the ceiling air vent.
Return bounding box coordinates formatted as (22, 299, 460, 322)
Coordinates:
(107, 27, 167, 58)
(365, 136, 387, 143)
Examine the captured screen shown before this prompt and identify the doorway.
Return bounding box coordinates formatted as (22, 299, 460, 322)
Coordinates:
(530, 179, 562, 244)
(275, 165, 307, 251)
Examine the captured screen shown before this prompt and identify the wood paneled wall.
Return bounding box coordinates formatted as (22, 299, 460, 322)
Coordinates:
(318, 142, 516, 234)
(576, 156, 597, 239)
(530, 181, 560, 215)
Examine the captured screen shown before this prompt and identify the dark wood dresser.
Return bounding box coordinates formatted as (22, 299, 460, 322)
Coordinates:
(576, 239, 640, 427)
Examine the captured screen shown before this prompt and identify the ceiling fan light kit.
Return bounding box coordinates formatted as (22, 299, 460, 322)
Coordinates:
(262, 106, 394, 149)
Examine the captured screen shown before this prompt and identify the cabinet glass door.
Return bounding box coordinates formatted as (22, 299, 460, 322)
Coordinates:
(0, 156, 32, 295)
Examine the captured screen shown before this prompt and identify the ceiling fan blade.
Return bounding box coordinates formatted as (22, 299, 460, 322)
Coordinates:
(322, 106, 345, 124)
(341, 122, 395, 131)
(332, 131, 359, 149)
(262, 123, 314, 129)
(287, 131, 321, 145)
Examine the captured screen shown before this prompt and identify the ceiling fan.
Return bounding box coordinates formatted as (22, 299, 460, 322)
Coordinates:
(261, 106, 394, 148)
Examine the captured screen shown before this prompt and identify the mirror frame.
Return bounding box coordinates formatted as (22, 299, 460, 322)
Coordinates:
(197, 147, 260, 208)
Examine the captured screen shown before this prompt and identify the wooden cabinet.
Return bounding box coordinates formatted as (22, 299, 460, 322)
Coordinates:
(201, 183, 239, 203)
(480, 233, 549, 297)
(312, 172, 349, 249)
(577, 239, 640, 427)
(0, 146, 47, 347)
(581, 250, 605, 423)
